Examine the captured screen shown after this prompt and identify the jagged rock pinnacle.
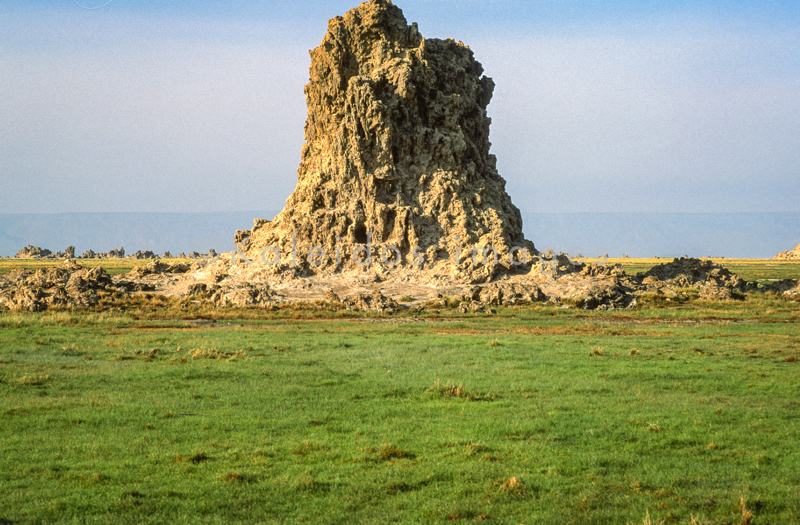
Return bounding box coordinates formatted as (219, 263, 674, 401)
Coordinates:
(238, 0, 535, 280)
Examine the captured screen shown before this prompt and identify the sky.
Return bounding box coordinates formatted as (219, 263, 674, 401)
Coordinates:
(1, 0, 799, 215)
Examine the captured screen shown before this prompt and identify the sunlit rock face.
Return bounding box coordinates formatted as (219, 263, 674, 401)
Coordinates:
(239, 0, 535, 279)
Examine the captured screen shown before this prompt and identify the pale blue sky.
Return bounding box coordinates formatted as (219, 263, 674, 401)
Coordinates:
(1, 0, 799, 214)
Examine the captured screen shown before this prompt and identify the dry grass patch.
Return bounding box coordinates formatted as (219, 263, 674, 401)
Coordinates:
(218, 472, 247, 483)
(364, 444, 414, 462)
(378, 444, 409, 460)
(15, 373, 51, 386)
(113, 348, 161, 361)
(432, 380, 467, 398)
(589, 347, 604, 357)
(490, 476, 528, 498)
(430, 380, 497, 402)
(647, 422, 662, 433)
(737, 494, 755, 525)
(292, 441, 324, 456)
(190, 348, 246, 361)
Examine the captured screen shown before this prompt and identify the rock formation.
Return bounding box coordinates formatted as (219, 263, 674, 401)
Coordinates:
(14, 245, 53, 259)
(774, 242, 800, 260)
(14, 245, 76, 259)
(236, 0, 534, 281)
(638, 257, 745, 290)
(127, 250, 159, 260)
(0, 261, 152, 311)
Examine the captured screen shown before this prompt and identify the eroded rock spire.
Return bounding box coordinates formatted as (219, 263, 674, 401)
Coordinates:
(238, 0, 535, 279)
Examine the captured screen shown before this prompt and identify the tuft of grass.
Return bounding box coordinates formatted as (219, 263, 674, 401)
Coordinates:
(432, 380, 467, 398)
(367, 444, 413, 461)
(737, 495, 754, 525)
(292, 441, 323, 456)
(647, 422, 662, 433)
(174, 451, 210, 464)
(430, 380, 497, 401)
(629, 349, 640, 356)
(785, 355, 797, 363)
(189, 451, 209, 464)
(379, 444, 407, 460)
(487, 338, 501, 347)
(491, 476, 524, 495)
(190, 348, 245, 361)
(589, 347, 604, 357)
(399, 295, 415, 302)
(218, 472, 246, 483)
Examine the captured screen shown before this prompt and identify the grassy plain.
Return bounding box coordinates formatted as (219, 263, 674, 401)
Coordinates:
(0, 259, 799, 524)
(0, 259, 184, 277)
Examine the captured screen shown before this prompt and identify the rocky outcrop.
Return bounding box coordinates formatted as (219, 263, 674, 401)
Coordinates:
(638, 257, 745, 291)
(186, 282, 273, 307)
(127, 250, 159, 260)
(78, 247, 126, 259)
(126, 260, 192, 278)
(774, 243, 800, 260)
(13, 246, 77, 260)
(0, 261, 152, 311)
(237, 0, 535, 281)
(14, 246, 53, 259)
(342, 291, 399, 313)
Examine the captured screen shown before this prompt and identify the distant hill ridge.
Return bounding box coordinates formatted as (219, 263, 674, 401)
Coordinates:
(0, 212, 798, 259)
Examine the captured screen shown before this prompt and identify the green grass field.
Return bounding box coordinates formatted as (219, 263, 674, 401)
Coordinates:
(1, 292, 799, 524)
(1, 258, 799, 523)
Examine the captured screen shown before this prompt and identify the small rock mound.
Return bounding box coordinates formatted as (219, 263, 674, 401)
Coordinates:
(127, 250, 159, 260)
(774, 242, 800, 260)
(468, 282, 545, 306)
(529, 253, 585, 278)
(343, 291, 399, 313)
(186, 282, 274, 307)
(639, 257, 744, 290)
(13, 246, 75, 259)
(127, 261, 192, 278)
(583, 284, 635, 310)
(14, 245, 53, 259)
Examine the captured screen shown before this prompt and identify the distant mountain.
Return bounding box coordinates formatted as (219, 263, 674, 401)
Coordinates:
(0, 212, 797, 259)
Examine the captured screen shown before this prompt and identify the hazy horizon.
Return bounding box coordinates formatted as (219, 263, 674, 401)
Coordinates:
(1, 211, 797, 260)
